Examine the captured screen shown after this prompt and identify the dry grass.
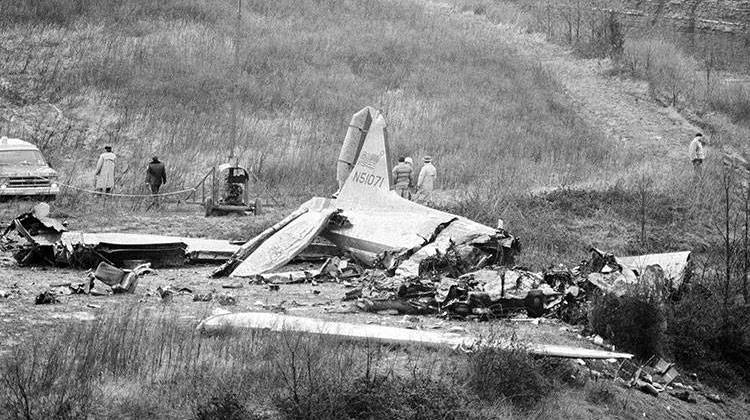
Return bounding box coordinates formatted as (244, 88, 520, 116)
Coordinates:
(0, 0, 617, 201)
(0, 305, 591, 419)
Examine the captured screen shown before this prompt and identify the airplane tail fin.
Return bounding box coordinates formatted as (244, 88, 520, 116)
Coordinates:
(336, 112, 393, 206)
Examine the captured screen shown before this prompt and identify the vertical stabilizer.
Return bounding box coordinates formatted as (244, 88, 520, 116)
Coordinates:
(336, 113, 392, 205)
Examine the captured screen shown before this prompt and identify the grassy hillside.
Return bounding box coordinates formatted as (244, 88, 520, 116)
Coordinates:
(1, 1, 749, 413)
(0, 0, 615, 197)
(0, 0, 741, 275)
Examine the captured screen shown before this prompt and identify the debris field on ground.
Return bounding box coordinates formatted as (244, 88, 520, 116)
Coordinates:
(0, 106, 712, 405)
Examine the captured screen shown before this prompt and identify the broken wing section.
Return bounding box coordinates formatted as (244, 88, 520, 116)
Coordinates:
(230, 200, 339, 277)
(336, 113, 393, 207)
(198, 312, 633, 359)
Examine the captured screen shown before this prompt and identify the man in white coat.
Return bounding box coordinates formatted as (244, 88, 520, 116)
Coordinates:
(95, 145, 116, 193)
(417, 155, 437, 199)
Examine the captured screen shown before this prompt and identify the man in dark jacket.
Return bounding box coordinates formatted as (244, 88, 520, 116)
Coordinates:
(145, 156, 167, 207)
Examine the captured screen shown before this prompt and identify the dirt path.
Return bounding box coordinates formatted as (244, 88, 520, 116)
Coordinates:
(425, 1, 702, 189)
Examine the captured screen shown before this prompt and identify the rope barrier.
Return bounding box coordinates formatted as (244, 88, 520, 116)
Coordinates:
(57, 181, 196, 198)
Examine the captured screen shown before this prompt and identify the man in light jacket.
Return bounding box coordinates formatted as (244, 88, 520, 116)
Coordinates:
(688, 133, 706, 178)
(95, 146, 116, 193)
(417, 155, 437, 199)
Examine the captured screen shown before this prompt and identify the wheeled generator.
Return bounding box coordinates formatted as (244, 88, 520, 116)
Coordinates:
(203, 164, 262, 217)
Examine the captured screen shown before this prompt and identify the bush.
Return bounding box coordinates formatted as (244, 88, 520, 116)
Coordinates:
(621, 38, 699, 106)
(196, 392, 256, 420)
(588, 293, 665, 359)
(271, 335, 475, 420)
(466, 346, 555, 410)
(709, 84, 750, 126)
(339, 374, 472, 420)
(667, 288, 750, 393)
(585, 382, 618, 406)
(0, 330, 97, 419)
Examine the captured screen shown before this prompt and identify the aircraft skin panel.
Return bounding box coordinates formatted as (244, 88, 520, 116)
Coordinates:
(198, 312, 634, 360)
(230, 208, 338, 277)
(61, 232, 239, 255)
(616, 251, 691, 283)
(333, 211, 446, 242)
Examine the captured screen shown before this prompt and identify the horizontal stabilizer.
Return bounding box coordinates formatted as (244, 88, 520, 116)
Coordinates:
(230, 207, 339, 277)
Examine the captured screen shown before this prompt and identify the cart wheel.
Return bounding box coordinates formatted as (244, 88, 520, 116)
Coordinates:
(253, 198, 262, 215)
(204, 198, 214, 217)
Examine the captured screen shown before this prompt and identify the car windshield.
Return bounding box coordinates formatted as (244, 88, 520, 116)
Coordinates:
(0, 150, 47, 166)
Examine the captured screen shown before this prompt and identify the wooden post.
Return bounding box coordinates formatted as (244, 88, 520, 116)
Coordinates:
(229, 0, 242, 162)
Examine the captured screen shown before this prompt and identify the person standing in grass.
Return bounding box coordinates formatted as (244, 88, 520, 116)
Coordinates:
(94, 145, 116, 194)
(417, 155, 437, 199)
(392, 155, 413, 199)
(145, 156, 167, 208)
(689, 133, 706, 179)
(405, 156, 415, 198)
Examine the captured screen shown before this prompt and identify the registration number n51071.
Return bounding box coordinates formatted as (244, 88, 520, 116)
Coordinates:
(351, 171, 384, 189)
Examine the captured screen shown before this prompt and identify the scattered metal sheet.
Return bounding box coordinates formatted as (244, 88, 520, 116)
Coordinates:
(61, 232, 239, 260)
(55, 232, 238, 268)
(257, 269, 321, 284)
(197, 312, 632, 359)
(616, 251, 692, 290)
(588, 248, 692, 296)
(3, 206, 243, 268)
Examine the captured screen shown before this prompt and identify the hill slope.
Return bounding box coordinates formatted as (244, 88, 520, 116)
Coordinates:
(1, 0, 614, 198)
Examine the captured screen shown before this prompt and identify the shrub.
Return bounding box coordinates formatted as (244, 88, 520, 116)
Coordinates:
(621, 38, 699, 106)
(339, 374, 472, 420)
(667, 287, 750, 393)
(606, 13, 625, 60)
(271, 334, 475, 420)
(585, 382, 618, 406)
(466, 346, 555, 410)
(196, 392, 257, 420)
(588, 293, 665, 359)
(709, 83, 750, 126)
(0, 333, 97, 419)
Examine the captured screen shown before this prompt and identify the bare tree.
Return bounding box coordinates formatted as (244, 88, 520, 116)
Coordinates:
(638, 175, 653, 246)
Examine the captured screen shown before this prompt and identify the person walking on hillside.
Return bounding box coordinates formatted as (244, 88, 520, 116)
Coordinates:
(145, 156, 167, 208)
(392, 156, 413, 199)
(689, 133, 706, 179)
(95, 145, 116, 194)
(417, 155, 437, 200)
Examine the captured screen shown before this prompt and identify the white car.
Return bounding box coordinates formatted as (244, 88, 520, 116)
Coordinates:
(0, 136, 60, 200)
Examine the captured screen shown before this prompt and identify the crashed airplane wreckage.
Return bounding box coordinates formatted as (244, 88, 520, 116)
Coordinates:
(212, 106, 520, 279)
(1, 203, 240, 268)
